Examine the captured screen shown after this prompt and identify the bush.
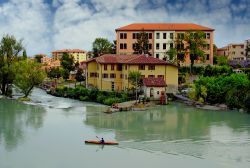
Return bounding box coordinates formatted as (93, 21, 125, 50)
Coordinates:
(192, 73, 250, 110)
(96, 93, 106, 103)
(103, 97, 121, 106)
(79, 96, 89, 101)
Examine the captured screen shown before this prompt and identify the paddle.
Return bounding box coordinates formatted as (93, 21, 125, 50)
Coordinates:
(96, 136, 100, 140)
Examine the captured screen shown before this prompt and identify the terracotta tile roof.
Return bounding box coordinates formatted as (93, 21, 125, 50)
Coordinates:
(143, 77, 166, 87)
(52, 49, 86, 53)
(116, 23, 214, 31)
(90, 54, 176, 66)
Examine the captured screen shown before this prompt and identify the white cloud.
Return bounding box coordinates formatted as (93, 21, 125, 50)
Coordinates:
(0, 0, 51, 56)
(0, 0, 249, 55)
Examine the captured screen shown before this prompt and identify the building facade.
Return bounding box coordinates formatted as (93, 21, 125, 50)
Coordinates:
(86, 54, 178, 93)
(52, 49, 87, 63)
(116, 23, 214, 66)
(217, 44, 245, 61)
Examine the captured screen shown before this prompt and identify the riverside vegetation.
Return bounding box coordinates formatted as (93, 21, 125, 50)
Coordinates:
(179, 65, 250, 112)
(48, 85, 131, 106)
(0, 35, 45, 99)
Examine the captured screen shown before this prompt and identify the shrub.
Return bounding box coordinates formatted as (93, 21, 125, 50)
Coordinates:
(103, 97, 121, 106)
(79, 96, 89, 101)
(96, 93, 106, 103)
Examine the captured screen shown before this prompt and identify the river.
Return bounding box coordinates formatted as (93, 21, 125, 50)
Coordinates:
(0, 88, 250, 168)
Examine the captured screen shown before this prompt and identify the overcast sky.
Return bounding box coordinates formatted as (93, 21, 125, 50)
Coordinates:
(0, 0, 249, 56)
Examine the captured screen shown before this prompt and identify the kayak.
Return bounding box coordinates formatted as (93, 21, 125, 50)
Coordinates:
(85, 140, 119, 145)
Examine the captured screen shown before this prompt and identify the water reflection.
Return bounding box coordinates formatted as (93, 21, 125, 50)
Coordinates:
(0, 99, 46, 151)
(85, 103, 250, 142)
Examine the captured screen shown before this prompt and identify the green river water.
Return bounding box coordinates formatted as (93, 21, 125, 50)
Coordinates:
(0, 88, 250, 168)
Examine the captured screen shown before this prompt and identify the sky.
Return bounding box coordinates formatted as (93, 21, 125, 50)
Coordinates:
(0, 0, 249, 56)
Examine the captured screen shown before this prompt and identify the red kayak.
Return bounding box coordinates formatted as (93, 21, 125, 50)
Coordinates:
(85, 140, 118, 145)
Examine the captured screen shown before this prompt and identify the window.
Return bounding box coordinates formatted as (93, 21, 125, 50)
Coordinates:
(125, 74, 127, 79)
(232, 51, 236, 55)
(120, 74, 123, 78)
(132, 43, 136, 50)
(156, 43, 160, 50)
(117, 64, 122, 71)
(111, 65, 115, 70)
(133, 33, 137, 39)
(177, 43, 184, 50)
(124, 65, 127, 70)
(148, 43, 152, 50)
(163, 43, 167, 50)
(120, 33, 123, 39)
(139, 64, 145, 70)
(206, 44, 210, 50)
(170, 33, 174, 39)
(90, 73, 96, 77)
(148, 75, 155, 78)
(110, 73, 116, 78)
(206, 33, 210, 39)
(148, 33, 152, 39)
(141, 75, 145, 78)
(177, 33, 184, 39)
(163, 33, 167, 39)
(157, 91, 160, 95)
(104, 64, 107, 70)
(156, 33, 160, 39)
(241, 52, 244, 55)
(102, 73, 108, 78)
(120, 33, 127, 39)
(124, 43, 127, 49)
(158, 75, 164, 78)
(206, 54, 210, 60)
(156, 54, 159, 58)
(170, 43, 173, 49)
(148, 65, 155, 70)
(120, 43, 127, 50)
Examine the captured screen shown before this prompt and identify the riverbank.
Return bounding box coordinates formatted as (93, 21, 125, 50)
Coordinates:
(174, 93, 249, 113)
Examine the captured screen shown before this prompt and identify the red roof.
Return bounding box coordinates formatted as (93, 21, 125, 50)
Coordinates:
(116, 23, 214, 31)
(143, 77, 166, 87)
(52, 49, 86, 53)
(88, 54, 176, 66)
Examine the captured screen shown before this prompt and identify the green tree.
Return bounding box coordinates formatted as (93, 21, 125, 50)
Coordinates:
(0, 34, 24, 96)
(75, 68, 85, 86)
(34, 54, 43, 63)
(22, 49, 27, 60)
(47, 67, 62, 79)
(92, 38, 113, 57)
(215, 55, 228, 66)
(184, 31, 206, 72)
(133, 30, 150, 55)
(128, 71, 142, 101)
(14, 60, 46, 98)
(164, 48, 177, 63)
(60, 53, 74, 80)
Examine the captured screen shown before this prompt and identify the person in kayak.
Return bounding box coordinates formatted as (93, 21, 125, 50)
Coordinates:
(100, 138, 105, 144)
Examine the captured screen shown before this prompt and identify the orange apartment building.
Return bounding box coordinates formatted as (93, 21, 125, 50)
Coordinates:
(116, 23, 214, 66)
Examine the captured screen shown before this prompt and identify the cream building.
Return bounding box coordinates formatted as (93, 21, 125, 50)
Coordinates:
(154, 31, 175, 60)
(52, 49, 87, 63)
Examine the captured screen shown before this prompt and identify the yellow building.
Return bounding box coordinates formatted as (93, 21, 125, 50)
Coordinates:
(86, 54, 178, 93)
(52, 49, 87, 63)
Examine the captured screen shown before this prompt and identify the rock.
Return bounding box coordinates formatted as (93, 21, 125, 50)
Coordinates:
(218, 104, 228, 110)
(239, 109, 245, 113)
